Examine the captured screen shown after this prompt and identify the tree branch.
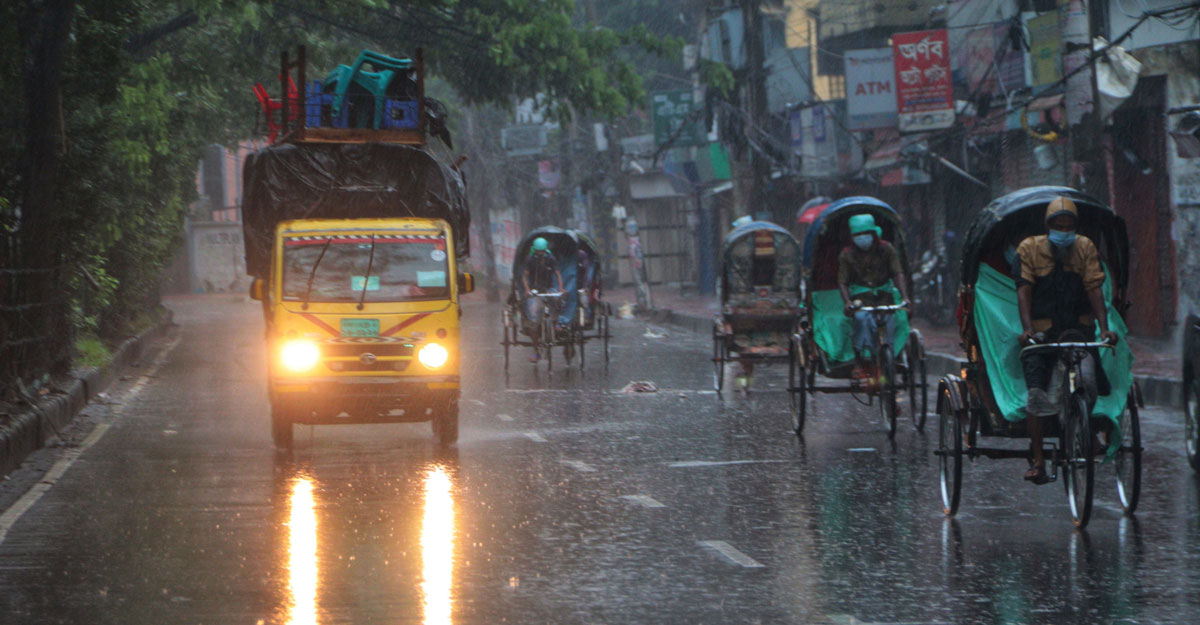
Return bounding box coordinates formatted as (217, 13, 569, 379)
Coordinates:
(124, 9, 198, 55)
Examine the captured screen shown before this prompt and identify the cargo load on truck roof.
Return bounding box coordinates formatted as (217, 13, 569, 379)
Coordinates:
(241, 141, 469, 278)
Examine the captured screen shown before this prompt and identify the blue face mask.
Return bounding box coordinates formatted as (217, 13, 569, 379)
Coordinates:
(1003, 246, 1018, 266)
(1048, 230, 1076, 248)
(853, 234, 874, 250)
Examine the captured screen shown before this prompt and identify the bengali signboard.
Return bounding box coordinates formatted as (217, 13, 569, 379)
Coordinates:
(892, 29, 954, 133)
(845, 48, 897, 130)
(651, 90, 706, 147)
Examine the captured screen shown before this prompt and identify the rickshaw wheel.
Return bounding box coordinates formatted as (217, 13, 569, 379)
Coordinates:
(880, 347, 898, 439)
(1115, 390, 1142, 515)
(1064, 394, 1096, 528)
(712, 327, 726, 393)
(907, 337, 928, 431)
(1186, 378, 1200, 471)
(789, 340, 806, 435)
(271, 402, 294, 450)
(601, 313, 611, 365)
(542, 314, 555, 371)
(937, 386, 962, 516)
(502, 319, 511, 371)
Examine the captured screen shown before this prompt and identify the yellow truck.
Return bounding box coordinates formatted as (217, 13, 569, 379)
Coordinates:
(242, 142, 472, 449)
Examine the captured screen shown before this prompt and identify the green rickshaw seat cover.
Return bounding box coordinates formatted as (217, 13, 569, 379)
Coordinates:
(972, 262, 1132, 429)
(810, 281, 909, 364)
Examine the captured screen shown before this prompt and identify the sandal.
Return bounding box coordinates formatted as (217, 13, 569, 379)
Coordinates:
(1024, 464, 1051, 485)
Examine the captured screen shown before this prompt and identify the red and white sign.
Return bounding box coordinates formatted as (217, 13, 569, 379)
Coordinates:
(892, 29, 955, 133)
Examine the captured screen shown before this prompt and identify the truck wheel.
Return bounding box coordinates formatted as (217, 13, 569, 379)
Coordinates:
(433, 396, 459, 445)
(271, 403, 294, 450)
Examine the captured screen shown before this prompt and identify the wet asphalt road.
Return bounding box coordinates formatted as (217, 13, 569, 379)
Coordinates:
(1, 294, 1199, 625)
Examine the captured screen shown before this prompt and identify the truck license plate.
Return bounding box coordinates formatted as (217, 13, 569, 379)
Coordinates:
(341, 318, 380, 337)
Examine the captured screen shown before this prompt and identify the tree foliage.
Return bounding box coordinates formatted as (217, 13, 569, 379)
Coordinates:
(0, 0, 666, 383)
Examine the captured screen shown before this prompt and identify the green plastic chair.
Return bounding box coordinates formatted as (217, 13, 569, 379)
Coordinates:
(325, 50, 414, 128)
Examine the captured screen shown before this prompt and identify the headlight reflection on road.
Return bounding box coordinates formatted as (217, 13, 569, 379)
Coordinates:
(421, 466, 455, 625)
(287, 477, 319, 625)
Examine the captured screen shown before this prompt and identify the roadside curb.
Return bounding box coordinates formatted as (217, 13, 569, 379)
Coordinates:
(644, 307, 1184, 408)
(0, 309, 175, 477)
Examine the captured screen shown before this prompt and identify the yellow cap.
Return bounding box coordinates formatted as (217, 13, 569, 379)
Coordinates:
(1045, 196, 1078, 223)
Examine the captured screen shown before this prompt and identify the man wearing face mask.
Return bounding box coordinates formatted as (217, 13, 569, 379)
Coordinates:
(837, 214, 910, 378)
(1014, 196, 1117, 484)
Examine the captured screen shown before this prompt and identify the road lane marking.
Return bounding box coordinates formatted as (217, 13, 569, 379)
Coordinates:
(497, 413, 514, 422)
(667, 459, 790, 468)
(561, 460, 597, 473)
(524, 432, 547, 443)
(848, 448, 876, 453)
(0, 335, 181, 546)
(621, 495, 665, 508)
(698, 540, 764, 568)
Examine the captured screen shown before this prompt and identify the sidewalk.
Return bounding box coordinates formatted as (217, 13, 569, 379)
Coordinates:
(608, 285, 1185, 407)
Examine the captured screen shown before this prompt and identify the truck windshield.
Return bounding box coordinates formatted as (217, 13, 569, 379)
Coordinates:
(281, 234, 450, 303)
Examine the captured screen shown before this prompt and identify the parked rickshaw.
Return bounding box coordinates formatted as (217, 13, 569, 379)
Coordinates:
(502, 226, 611, 371)
(936, 186, 1142, 528)
(1184, 311, 1200, 471)
(791, 196, 927, 438)
(712, 221, 804, 397)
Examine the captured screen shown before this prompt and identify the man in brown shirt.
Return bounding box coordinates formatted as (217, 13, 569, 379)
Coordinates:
(1015, 196, 1116, 484)
(837, 214, 910, 372)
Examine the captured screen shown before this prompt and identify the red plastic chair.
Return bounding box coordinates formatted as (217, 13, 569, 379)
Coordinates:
(252, 76, 300, 143)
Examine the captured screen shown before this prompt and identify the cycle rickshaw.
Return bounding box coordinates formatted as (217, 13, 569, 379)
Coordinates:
(502, 226, 611, 371)
(791, 196, 927, 438)
(711, 220, 804, 397)
(936, 186, 1142, 528)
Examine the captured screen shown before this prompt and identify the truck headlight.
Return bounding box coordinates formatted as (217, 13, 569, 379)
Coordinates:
(418, 343, 449, 369)
(281, 340, 320, 372)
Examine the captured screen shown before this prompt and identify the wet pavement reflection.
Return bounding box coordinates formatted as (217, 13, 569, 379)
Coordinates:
(0, 294, 1198, 624)
(420, 465, 454, 625)
(285, 476, 318, 625)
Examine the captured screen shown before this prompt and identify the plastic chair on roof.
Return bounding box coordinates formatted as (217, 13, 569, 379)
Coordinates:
(252, 76, 299, 142)
(325, 50, 414, 129)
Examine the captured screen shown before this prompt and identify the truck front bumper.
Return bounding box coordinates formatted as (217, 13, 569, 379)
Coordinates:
(271, 375, 460, 423)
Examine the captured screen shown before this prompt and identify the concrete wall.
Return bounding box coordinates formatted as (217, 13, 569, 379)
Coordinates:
(187, 221, 248, 294)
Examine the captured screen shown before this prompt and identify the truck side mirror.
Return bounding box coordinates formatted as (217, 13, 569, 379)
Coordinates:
(458, 272, 475, 294)
(249, 278, 265, 301)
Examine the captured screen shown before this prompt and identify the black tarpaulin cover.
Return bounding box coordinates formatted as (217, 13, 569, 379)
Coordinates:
(241, 142, 469, 278)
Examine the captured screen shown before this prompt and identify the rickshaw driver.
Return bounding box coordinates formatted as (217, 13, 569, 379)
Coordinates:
(837, 214, 911, 380)
(522, 236, 565, 363)
(1015, 196, 1118, 484)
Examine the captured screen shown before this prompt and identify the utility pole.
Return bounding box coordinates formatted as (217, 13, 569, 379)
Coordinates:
(727, 0, 769, 221)
(1085, 0, 1111, 205)
(1061, 0, 1100, 195)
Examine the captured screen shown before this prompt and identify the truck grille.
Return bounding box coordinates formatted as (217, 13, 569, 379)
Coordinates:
(326, 360, 410, 372)
(322, 343, 414, 358)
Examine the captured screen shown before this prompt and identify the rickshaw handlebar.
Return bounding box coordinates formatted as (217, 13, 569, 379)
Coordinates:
(529, 290, 563, 299)
(1020, 340, 1114, 356)
(854, 304, 907, 313)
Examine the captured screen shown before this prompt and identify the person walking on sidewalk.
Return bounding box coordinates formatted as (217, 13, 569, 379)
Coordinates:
(1014, 196, 1117, 484)
(838, 214, 910, 383)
